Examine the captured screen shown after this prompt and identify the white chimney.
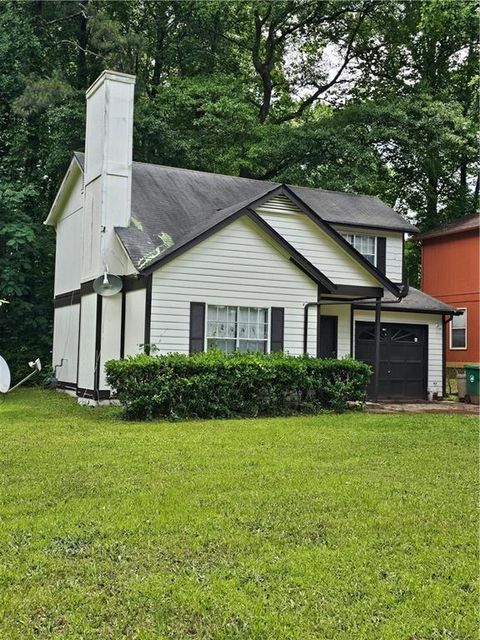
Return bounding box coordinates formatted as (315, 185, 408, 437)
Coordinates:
(82, 70, 136, 281)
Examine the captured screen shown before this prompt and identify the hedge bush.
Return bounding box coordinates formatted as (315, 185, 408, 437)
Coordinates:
(105, 351, 371, 420)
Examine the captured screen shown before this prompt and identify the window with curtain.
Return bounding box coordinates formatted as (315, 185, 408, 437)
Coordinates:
(341, 233, 376, 265)
(206, 305, 268, 353)
(451, 310, 467, 349)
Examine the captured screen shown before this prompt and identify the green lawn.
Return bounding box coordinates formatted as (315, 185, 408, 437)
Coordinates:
(0, 390, 477, 639)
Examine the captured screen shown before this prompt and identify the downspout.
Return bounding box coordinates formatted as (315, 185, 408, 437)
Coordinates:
(443, 315, 454, 398)
(303, 295, 384, 355)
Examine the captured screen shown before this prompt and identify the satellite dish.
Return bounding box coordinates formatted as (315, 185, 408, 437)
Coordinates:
(93, 271, 123, 297)
(29, 358, 42, 372)
(0, 355, 41, 393)
(0, 355, 11, 393)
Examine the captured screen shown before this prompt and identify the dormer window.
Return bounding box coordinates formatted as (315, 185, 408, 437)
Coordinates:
(341, 233, 376, 265)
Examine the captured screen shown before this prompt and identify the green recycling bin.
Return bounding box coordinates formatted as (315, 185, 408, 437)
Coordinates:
(465, 365, 480, 404)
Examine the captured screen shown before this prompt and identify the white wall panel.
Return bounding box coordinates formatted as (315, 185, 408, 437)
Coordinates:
(99, 294, 123, 389)
(52, 304, 80, 384)
(151, 217, 318, 356)
(257, 200, 379, 287)
(53, 178, 83, 296)
(124, 288, 146, 357)
(77, 293, 97, 391)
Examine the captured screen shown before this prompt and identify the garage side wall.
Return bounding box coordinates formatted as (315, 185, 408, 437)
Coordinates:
(353, 310, 444, 397)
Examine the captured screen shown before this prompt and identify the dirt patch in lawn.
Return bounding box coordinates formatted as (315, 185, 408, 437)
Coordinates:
(365, 400, 479, 415)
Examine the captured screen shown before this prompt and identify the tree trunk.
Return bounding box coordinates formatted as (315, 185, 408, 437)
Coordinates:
(77, 0, 88, 89)
(425, 173, 439, 227)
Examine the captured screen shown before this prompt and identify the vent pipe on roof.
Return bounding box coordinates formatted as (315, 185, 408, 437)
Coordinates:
(81, 70, 136, 281)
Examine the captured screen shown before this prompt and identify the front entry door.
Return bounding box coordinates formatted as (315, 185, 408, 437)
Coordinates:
(317, 315, 338, 358)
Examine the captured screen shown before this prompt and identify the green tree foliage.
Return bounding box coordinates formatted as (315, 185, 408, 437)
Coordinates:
(0, 0, 478, 375)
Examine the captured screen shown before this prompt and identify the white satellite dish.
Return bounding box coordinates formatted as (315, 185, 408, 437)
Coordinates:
(93, 271, 123, 297)
(0, 355, 11, 393)
(0, 355, 42, 393)
(29, 358, 42, 372)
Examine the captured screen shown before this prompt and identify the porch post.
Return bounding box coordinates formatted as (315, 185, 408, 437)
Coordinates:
(303, 304, 309, 355)
(373, 297, 382, 402)
(316, 293, 321, 358)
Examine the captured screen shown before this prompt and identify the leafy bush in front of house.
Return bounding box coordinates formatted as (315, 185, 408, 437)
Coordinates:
(105, 352, 371, 420)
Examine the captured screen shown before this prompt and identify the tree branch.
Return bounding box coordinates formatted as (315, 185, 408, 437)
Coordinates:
(274, 6, 372, 124)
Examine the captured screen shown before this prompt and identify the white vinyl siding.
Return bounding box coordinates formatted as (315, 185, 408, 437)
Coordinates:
(353, 310, 444, 397)
(123, 288, 146, 357)
(150, 216, 318, 356)
(52, 304, 80, 384)
(334, 225, 404, 283)
(77, 292, 97, 391)
(54, 176, 83, 296)
(98, 294, 123, 389)
(256, 199, 380, 287)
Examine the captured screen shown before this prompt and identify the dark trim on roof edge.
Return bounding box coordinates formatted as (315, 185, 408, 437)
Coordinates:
(280, 185, 401, 297)
(140, 202, 336, 293)
(336, 285, 384, 297)
(331, 221, 416, 234)
(139, 185, 400, 297)
(414, 214, 479, 241)
(353, 304, 459, 315)
(139, 184, 282, 274)
(140, 207, 250, 275)
(246, 209, 335, 292)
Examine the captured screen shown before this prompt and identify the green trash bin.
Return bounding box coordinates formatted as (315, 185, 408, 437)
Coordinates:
(465, 364, 480, 404)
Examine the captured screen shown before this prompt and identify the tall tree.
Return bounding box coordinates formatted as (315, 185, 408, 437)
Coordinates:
(349, 0, 479, 227)
(0, 0, 477, 376)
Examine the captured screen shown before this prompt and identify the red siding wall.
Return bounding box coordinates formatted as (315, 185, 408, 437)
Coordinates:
(421, 231, 480, 365)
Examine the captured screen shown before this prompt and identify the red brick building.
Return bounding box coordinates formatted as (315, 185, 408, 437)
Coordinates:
(418, 214, 480, 372)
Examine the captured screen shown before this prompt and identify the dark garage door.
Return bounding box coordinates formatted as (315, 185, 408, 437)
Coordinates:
(355, 322, 428, 400)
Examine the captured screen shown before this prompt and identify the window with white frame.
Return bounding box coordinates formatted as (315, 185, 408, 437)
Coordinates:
(341, 233, 376, 265)
(207, 305, 268, 353)
(450, 309, 467, 349)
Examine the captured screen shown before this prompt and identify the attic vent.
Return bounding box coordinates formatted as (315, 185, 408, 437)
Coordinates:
(256, 195, 303, 215)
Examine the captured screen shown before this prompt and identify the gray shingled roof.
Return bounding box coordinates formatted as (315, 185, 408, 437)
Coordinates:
(415, 213, 479, 241)
(354, 287, 459, 314)
(73, 152, 417, 271)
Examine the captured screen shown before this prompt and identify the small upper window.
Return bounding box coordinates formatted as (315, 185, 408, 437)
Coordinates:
(342, 233, 376, 265)
(450, 310, 467, 350)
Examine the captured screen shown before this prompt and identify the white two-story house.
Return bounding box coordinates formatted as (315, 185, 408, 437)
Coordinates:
(45, 70, 458, 404)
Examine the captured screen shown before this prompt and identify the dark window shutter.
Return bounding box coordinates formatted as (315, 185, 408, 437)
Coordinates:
(189, 302, 206, 353)
(377, 237, 386, 274)
(270, 307, 284, 352)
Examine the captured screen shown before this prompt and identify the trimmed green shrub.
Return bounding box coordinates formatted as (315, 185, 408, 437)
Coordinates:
(105, 352, 371, 420)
